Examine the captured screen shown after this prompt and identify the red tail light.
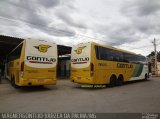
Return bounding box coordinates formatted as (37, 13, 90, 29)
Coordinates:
(20, 62, 24, 77)
(90, 63, 94, 76)
(21, 62, 24, 72)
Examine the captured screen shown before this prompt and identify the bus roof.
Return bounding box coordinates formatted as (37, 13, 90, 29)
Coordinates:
(78, 41, 143, 56)
(26, 38, 56, 44)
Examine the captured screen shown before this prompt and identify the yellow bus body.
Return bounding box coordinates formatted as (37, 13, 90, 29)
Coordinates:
(71, 42, 148, 85)
(6, 39, 57, 87)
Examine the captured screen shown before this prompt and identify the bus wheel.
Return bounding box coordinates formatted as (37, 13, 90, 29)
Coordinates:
(11, 75, 14, 86)
(144, 74, 148, 81)
(117, 75, 123, 86)
(109, 76, 116, 87)
(11, 76, 19, 88)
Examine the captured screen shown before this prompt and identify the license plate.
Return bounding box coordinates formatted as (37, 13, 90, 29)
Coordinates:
(77, 77, 81, 80)
(38, 79, 44, 82)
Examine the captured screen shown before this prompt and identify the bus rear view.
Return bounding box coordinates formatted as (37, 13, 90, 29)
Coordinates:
(22, 39, 57, 86)
(70, 42, 94, 84)
(6, 38, 57, 87)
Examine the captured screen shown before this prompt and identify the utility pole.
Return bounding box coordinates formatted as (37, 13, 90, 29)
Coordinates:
(153, 38, 157, 75)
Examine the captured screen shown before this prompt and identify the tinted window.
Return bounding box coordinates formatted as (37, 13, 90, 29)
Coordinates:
(95, 45, 146, 63)
(7, 44, 22, 62)
(95, 46, 123, 62)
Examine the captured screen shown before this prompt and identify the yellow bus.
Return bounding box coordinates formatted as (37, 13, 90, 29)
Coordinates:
(5, 39, 57, 87)
(70, 42, 149, 86)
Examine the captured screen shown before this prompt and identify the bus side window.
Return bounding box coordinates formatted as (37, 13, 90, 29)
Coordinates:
(7, 44, 22, 62)
(108, 56, 113, 61)
(95, 46, 101, 60)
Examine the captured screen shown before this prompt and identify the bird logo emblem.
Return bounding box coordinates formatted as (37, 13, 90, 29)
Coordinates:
(34, 44, 51, 53)
(74, 46, 86, 54)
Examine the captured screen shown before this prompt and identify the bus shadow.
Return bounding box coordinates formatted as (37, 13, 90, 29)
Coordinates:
(74, 80, 150, 90)
(2, 78, 58, 92)
(123, 79, 150, 85)
(74, 84, 108, 90)
(17, 85, 58, 93)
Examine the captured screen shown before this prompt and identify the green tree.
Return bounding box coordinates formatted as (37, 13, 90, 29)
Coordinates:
(147, 51, 160, 62)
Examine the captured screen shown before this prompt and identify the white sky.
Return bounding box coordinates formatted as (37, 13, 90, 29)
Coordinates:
(0, 0, 160, 56)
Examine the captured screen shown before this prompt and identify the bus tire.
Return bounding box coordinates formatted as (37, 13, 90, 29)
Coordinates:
(11, 75, 19, 88)
(144, 74, 148, 81)
(109, 75, 116, 87)
(117, 75, 123, 86)
(11, 75, 14, 86)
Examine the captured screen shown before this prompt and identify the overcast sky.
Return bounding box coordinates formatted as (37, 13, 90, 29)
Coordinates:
(0, 0, 160, 55)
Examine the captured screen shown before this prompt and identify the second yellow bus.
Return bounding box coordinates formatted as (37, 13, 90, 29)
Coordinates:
(70, 42, 149, 86)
